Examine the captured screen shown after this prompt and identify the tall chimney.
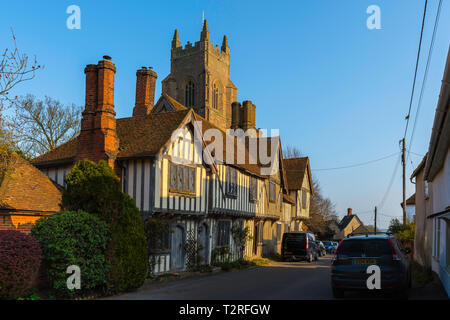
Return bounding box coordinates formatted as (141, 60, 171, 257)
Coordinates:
(347, 208, 353, 216)
(242, 100, 256, 130)
(77, 56, 119, 170)
(231, 102, 241, 129)
(133, 67, 157, 116)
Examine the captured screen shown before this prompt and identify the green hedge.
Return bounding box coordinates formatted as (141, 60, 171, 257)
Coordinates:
(31, 211, 110, 298)
(62, 160, 148, 294)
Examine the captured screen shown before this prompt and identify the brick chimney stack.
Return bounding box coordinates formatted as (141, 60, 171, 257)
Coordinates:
(77, 56, 119, 170)
(133, 67, 158, 116)
(347, 208, 353, 216)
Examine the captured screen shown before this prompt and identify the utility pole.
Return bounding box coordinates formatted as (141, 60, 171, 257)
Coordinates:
(401, 138, 406, 225)
(374, 206, 377, 233)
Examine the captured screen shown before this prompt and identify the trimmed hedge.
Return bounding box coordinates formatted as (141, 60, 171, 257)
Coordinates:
(0, 230, 42, 299)
(31, 211, 110, 298)
(62, 160, 148, 294)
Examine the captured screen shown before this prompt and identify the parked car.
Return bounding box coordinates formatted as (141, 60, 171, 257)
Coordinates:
(330, 233, 411, 299)
(316, 241, 326, 256)
(323, 241, 336, 254)
(281, 231, 319, 262)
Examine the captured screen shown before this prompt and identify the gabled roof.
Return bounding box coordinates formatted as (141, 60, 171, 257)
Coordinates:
(152, 93, 187, 114)
(338, 214, 363, 231)
(32, 109, 191, 166)
(0, 153, 61, 212)
(401, 193, 416, 208)
(410, 154, 427, 180)
(283, 157, 314, 194)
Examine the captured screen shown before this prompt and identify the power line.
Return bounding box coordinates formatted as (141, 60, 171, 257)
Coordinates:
(404, 0, 428, 139)
(378, 152, 402, 210)
(406, 0, 443, 163)
(311, 152, 399, 171)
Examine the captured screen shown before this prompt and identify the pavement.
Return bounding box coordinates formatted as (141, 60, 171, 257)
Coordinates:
(104, 255, 448, 300)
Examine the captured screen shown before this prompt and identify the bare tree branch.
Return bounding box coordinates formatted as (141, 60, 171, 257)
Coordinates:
(13, 95, 82, 158)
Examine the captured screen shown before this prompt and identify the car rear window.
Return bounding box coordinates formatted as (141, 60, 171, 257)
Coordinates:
(337, 239, 392, 257)
(283, 233, 306, 244)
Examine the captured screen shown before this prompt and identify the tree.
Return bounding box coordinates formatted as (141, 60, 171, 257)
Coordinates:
(62, 160, 148, 294)
(13, 95, 81, 157)
(0, 29, 40, 176)
(284, 145, 303, 158)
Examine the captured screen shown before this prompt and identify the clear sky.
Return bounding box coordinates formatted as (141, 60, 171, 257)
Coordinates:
(1, 0, 449, 228)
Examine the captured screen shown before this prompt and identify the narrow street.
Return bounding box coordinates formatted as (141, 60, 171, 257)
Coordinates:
(106, 255, 448, 300)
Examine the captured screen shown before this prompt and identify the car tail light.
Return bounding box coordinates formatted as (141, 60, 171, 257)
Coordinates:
(332, 239, 344, 262)
(306, 236, 309, 251)
(388, 238, 401, 261)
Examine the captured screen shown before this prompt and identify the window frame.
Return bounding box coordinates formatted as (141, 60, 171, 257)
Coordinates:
(216, 220, 231, 247)
(226, 167, 238, 198)
(185, 80, 195, 108)
(169, 162, 196, 195)
(269, 181, 276, 203)
(249, 176, 258, 202)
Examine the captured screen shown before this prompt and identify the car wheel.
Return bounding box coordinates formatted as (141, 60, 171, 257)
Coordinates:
(332, 288, 344, 299)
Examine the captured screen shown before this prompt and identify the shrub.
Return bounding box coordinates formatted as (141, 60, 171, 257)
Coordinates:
(31, 210, 110, 298)
(0, 230, 42, 299)
(62, 160, 148, 294)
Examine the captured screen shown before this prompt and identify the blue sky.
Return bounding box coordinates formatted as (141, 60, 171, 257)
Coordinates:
(1, 0, 449, 228)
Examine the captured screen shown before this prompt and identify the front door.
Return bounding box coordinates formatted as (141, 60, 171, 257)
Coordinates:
(171, 225, 185, 270)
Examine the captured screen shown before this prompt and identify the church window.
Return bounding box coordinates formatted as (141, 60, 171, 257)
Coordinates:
(212, 82, 219, 109)
(185, 80, 195, 108)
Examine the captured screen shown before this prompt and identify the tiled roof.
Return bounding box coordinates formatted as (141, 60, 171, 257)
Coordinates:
(283, 157, 310, 191)
(32, 109, 191, 166)
(0, 153, 61, 212)
(338, 214, 363, 231)
(162, 93, 187, 111)
(283, 194, 295, 205)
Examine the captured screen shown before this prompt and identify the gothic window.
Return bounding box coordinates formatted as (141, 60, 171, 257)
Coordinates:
(212, 82, 219, 109)
(185, 80, 195, 108)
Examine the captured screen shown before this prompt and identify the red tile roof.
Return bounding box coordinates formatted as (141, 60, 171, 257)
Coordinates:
(32, 109, 191, 166)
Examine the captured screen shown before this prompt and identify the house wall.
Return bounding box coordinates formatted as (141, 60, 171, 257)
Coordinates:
(429, 149, 450, 297)
(414, 168, 434, 269)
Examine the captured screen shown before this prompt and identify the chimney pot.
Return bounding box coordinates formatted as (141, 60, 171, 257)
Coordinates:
(103, 55, 112, 60)
(347, 208, 353, 216)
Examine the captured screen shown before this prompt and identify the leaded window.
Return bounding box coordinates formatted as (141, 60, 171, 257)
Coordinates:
(269, 182, 276, 203)
(217, 220, 231, 247)
(226, 167, 237, 197)
(169, 162, 196, 194)
(249, 176, 258, 201)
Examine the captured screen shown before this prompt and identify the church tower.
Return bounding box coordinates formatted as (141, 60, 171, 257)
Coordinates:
(162, 20, 237, 130)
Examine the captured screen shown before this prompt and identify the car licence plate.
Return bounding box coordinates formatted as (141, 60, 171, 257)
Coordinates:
(353, 258, 376, 265)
